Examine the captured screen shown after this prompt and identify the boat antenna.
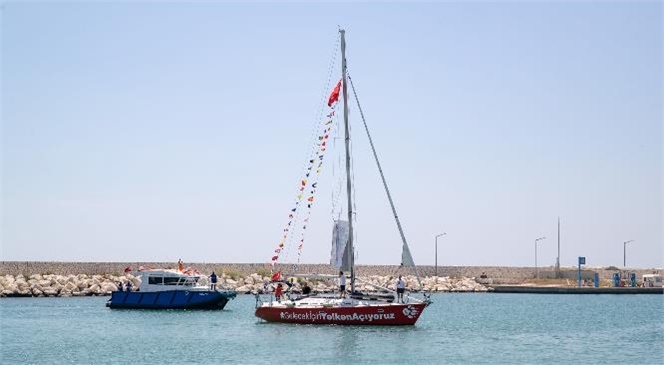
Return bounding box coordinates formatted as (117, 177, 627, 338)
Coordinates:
(346, 72, 425, 291)
(339, 29, 355, 294)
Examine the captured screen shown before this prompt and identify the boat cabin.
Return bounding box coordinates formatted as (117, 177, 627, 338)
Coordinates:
(134, 269, 207, 292)
(642, 274, 662, 288)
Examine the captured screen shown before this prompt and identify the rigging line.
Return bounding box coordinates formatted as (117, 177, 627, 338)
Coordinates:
(273, 36, 340, 267)
(294, 118, 335, 262)
(346, 71, 425, 291)
(330, 114, 344, 221)
(284, 117, 335, 268)
(347, 101, 359, 262)
(289, 34, 340, 237)
(305, 34, 341, 163)
(298, 36, 339, 197)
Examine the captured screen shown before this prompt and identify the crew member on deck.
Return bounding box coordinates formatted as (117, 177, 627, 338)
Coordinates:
(396, 275, 405, 303)
(275, 283, 283, 302)
(210, 271, 218, 290)
(302, 282, 312, 295)
(339, 271, 346, 298)
(178, 259, 184, 272)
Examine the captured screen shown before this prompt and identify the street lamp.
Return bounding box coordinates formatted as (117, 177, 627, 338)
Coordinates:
(535, 236, 546, 279)
(623, 240, 634, 267)
(435, 233, 446, 277)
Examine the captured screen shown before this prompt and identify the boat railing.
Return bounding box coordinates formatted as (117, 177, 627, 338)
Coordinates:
(354, 277, 426, 304)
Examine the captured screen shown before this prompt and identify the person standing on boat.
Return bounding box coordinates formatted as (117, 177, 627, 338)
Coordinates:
(302, 282, 311, 295)
(178, 259, 184, 272)
(338, 271, 346, 298)
(275, 283, 283, 302)
(210, 271, 217, 291)
(396, 275, 406, 303)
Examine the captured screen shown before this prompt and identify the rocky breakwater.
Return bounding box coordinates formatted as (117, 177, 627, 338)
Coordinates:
(163, 273, 489, 294)
(0, 274, 133, 297)
(0, 273, 489, 298)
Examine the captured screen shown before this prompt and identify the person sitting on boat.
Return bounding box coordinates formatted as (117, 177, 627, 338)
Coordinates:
(396, 275, 405, 303)
(275, 283, 283, 302)
(302, 282, 312, 295)
(339, 271, 346, 298)
(126, 280, 133, 292)
(210, 271, 218, 290)
(117, 281, 123, 292)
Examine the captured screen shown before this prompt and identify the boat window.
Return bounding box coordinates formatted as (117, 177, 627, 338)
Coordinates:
(148, 276, 164, 285)
(164, 277, 183, 285)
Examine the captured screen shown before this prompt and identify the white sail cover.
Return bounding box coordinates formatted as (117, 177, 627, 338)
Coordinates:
(330, 220, 351, 270)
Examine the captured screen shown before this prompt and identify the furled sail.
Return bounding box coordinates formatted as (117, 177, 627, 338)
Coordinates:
(401, 243, 415, 268)
(330, 220, 351, 271)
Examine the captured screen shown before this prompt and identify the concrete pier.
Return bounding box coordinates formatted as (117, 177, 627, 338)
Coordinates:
(491, 285, 663, 294)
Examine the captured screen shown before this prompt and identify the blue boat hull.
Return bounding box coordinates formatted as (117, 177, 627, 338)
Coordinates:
(106, 290, 236, 309)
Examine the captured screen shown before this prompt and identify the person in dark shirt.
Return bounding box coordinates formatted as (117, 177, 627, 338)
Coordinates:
(302, 282, 312, 295)
(210, 271, 218, 290)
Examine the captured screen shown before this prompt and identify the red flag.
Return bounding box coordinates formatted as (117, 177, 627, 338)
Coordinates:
(327, 80, 342, 107)
(271, 270, 282, 281)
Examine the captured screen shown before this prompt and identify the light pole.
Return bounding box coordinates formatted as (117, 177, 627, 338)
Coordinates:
(623, 240, 634, 267)
(435, 233, 446, 277)
(535, 236, 546, 279)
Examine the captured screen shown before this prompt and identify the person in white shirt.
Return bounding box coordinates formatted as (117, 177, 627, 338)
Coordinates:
(338, 271, 346, 298)
(396, 275, 405, 303)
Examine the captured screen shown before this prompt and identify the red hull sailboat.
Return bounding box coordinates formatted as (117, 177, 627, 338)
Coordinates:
(255, 300, 427, 325)
(255, 29, 431, 325)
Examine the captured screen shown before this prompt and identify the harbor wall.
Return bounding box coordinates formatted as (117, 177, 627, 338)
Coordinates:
(0, 261, 659, 283)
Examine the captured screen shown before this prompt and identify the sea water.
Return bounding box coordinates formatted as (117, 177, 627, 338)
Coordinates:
(1, 293, 662, 365)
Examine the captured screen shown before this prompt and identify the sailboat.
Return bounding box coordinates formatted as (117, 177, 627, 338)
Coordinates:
(254, 29, 431, 325)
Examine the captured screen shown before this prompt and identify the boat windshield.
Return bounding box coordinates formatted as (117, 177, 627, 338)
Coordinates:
(148, 275, 199, 286)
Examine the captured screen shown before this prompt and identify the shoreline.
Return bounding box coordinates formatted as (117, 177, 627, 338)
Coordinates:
(1, 261, 661, 298)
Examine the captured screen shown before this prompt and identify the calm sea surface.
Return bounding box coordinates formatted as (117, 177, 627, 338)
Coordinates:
(1, 293, 662, 365)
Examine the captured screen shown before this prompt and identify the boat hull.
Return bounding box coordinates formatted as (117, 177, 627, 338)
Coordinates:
(107, 290, 236, 310)
(255, 302, 427, 325)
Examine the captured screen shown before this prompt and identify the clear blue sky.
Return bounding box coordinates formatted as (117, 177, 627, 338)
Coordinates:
(2, 2, 662, 268)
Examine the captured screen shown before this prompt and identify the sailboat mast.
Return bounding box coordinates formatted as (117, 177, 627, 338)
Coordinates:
(340, 29, 355, 294)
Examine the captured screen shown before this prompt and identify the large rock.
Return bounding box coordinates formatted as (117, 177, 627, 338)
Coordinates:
(100, 282, 117, 294)
(235, 285, 253, 293)
(77, 279, 89, 290)
(43, 287, 59, 297)
(88, 284, 101, 295)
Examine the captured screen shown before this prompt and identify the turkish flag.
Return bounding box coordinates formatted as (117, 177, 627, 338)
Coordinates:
(327, 80, 342, 107)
